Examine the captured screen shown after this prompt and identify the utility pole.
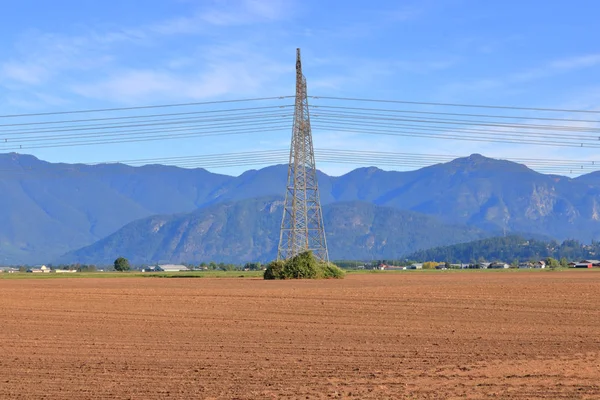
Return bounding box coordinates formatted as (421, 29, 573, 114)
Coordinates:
(277, 49, 329, 262)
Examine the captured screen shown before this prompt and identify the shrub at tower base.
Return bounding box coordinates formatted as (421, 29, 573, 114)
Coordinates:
(264, 251, 345, 280)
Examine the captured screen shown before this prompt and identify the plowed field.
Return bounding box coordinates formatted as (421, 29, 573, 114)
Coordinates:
(1, 271, 600, 399)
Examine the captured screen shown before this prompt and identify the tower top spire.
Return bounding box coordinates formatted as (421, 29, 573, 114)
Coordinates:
(296, 48, 302, 76)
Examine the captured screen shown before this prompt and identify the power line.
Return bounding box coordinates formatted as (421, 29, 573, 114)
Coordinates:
(2, 118, 598, 150)
(0, 112, 292, 139)
(0, 96, 294, 118)
(3, 149, 599, 178)
(0, 125, 289, 151)
(310, 96, 600, 114)
(0, 104, 294, 128)
(311, 124, 600, 149)
(1, 94, 598, 153)
(311, 117, 600, 142)
(2, 108, 597, 149)
(310, 104, 600, 124)
(311, 109, 600, 133)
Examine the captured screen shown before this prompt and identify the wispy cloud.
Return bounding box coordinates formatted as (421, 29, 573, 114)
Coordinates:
(0, 31, 119, 88)
(382, 4, 426, 22)
(308, 56, 458, 92)
(0, 0, 296, 106)
(70, 40, 292, 102)
(550, 54, 600, 70)
(1, 62, 48, 85)
(152, 0, 293, 34)
(440, 53, 600, 97)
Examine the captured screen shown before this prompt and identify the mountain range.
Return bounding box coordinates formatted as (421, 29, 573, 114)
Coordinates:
(61, 197, 487, 264)
(2, 152, 600, 264)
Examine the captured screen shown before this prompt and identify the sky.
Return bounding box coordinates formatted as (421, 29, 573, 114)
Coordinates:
(1, 0, 599, 176)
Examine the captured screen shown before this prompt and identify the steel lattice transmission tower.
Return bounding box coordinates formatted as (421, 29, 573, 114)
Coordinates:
(277, 48, 329, 262)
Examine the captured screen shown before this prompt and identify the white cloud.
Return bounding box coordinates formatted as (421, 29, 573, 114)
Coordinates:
(0, 0, 294, 82)
(0, 31, 117, 89)
(550, 54, 600, 70)
(1, 62, 48, 85)
(70, 47, 291, 103)
(152, 0, 292, 34)
(307, 55, 457, 94)
(441, 53, 600, 97)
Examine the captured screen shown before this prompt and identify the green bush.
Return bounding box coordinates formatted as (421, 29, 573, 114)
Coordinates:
(264, 260, 285, 280)
(282, 251, 320, 279)
(322, 263, 345, 279)
(263, 251, 344, 280)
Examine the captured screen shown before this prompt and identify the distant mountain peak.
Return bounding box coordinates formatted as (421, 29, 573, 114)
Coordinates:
(363, 166, 382, 174)
(0, 152, 40, 161)
(459, 153, 496, 164)
(0, 152, 44, 168)
(444, 153, 533, 174)
(341, 166, 384, 177)
(467, 153, 485, 160)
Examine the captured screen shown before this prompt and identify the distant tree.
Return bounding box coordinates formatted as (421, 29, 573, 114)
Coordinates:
(422, 261, 438, 269)
(560, 257, 569, 268)
(220, 264, 237, 271)
(78, 265, 97, 272)
(545, 257, 560, 269)
(18, 266, 26, 272)
(113, 257, 131, 272)
(208, 262, 217, 270)
(244, 262, 262, 271)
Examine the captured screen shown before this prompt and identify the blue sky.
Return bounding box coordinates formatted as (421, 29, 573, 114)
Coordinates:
(1, 0, 599, 176)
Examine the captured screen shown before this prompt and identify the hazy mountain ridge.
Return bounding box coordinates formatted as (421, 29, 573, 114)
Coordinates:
(0, 153, 232, 263)
(3, 152, 600, 264)
(61, 197, 488, 264)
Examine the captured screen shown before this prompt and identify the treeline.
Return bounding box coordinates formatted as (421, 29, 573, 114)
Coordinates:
(334, 260, 415, 269)
(405, 235, 600, 263)
(191, 262, 263, 271)
(1, 262, 264, 272)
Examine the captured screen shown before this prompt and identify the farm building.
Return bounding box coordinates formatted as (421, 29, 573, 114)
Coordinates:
(27, 265, 51, 273)
(518, 261, 546, 268)
(488, 262, 510, 269)
(156, 264, 190, 272)
(378, 264, 404, 270)
(573, 262, 593, 268)
(579, 260, 600, 267)
(533, 261, 546, 269)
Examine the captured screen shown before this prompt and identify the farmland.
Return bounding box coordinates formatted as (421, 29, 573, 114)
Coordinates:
(1, 271, 600, 398)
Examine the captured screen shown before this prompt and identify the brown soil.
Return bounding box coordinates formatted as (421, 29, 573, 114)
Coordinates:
(1, 271, 600, 399)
